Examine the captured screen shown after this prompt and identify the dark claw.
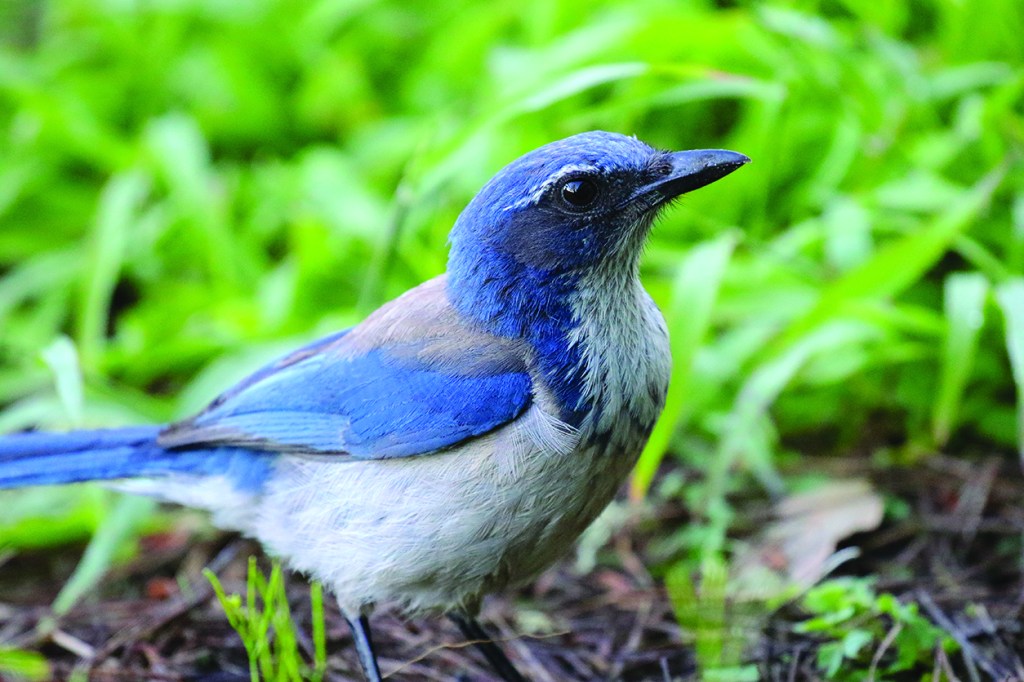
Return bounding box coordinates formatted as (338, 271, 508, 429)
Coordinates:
(449, 613, 529, 682)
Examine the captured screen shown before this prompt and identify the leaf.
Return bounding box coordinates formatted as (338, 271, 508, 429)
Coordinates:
(932, 273, 989, 445)
(668, 555, 728, 668)
(76, 171, 150, 370)
(0, 648, 50, 681)
(730, 480, 884, 601)
(995, 279, 1024, 461)
(40, 337, 84, 427)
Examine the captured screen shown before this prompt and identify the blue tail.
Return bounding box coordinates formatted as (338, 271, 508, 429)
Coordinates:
(0, 425, 277, 492)
(0, 426, 189, 488)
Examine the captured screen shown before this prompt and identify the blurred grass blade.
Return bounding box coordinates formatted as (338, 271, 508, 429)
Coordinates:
(422, 63, 652, 192)
(0, 648, 50, 682)
(996, 279, 1024, 461)
(310, 582, 327, 682)
(632, 233, 736, 499)
(713, 322, 876, 501)
(144, 114, 238, 288)
(0, 251, 81, 324)
(76, 171, 149, 371)
(649, 75, 786, 108)
(822, 196, 872, 272)
(776, 165, 1005, 351)
(666, 554, 759, 681)
(49, 495, 155, 618)
(40, 336, 84, 427)
(932, 273, 989, 445)
(514, 63, 649, 114)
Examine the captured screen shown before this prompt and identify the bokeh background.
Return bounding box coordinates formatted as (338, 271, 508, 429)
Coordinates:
(1, 0, 1022, 679)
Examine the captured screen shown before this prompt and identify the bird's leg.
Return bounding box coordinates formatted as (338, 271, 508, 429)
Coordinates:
(449, 613, 528, 682)
(344, 612, 383, 682)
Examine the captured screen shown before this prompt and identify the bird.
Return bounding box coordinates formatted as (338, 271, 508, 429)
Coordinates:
(0, 131, 748, 681)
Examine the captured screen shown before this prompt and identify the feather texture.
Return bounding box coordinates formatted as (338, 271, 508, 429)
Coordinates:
(0, 426, 272, 491)
(159, 277, 535, 458)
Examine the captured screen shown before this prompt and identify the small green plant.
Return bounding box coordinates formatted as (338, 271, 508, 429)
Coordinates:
(796, 578, 957, 679)
(205, 558, 327, 682)
(666, 554, 761, 682)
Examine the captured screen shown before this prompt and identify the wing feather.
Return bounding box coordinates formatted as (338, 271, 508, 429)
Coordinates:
(159, 276, 538, 460)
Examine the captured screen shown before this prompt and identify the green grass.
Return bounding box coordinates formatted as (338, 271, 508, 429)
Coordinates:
(1, 0, 1023, 678)
(206, 558, 327, 682)
(0, 648, 50, 682)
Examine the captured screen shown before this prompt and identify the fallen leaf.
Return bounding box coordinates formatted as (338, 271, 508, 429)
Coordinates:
(731, 479, 884, 601)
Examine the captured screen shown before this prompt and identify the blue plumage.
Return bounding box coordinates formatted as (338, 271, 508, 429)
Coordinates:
(157, 276, 535, 458)
(0, 426, 272, 491)
(0, 131, 749, 682)
(165, 347, 532, 458)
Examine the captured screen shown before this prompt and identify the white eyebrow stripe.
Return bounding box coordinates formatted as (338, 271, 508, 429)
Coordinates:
(502, 164, 601, 211)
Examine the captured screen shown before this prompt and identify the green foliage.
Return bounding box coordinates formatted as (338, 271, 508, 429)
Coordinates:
(667, 549, 945, 680)
(796, 578, 957, 679)
(995, 280, 1024, 457)
(0, 648, 50, 682)
(205, 558, 327, 682)
(666, 554, 761, 681)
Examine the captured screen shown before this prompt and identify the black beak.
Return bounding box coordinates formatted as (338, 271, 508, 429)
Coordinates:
(639, 149, 750, 204)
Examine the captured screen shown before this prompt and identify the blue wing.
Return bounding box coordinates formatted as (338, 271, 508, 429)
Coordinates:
(159, 276, 534, 459)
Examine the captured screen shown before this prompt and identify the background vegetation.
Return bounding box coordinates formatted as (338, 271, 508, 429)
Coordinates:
(0, 0, 1022, 679)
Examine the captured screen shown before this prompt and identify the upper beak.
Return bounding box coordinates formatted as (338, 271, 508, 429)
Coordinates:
(639, 149, 750, 204)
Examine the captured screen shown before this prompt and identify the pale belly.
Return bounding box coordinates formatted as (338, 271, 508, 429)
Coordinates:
(249, 407, 646, 616)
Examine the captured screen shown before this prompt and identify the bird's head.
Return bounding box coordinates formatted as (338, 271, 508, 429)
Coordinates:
(447, 131, 748, 337)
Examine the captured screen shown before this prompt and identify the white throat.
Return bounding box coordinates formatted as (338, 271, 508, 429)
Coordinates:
(566, 258, 671, 444)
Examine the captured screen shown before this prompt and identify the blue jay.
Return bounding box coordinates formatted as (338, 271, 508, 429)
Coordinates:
(0, 131, 747, 681)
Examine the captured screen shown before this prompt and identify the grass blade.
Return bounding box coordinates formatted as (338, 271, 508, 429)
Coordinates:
(932, 272, 989, 445)
(996, 279, 1024, 461)
(39, 336, 84, 427)
(774, 166, 1005, 352)
(0, 648, 50, 681)
(310, 582, 326, 682)
(75, 171, 149, 371)
(712, 322, 878, 503)
(50, 495, 155, 617)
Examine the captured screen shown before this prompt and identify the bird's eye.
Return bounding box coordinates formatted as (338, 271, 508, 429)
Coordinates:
(559, 179, 599, 209)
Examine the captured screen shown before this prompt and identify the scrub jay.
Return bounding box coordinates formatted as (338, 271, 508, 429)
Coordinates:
(0, 131, 748, 681)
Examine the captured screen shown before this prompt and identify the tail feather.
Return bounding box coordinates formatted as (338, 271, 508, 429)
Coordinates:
(0, 425, 176, 488)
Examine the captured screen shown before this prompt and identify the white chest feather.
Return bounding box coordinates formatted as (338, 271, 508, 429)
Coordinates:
(567, 268, 671, 443)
